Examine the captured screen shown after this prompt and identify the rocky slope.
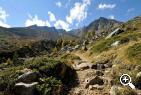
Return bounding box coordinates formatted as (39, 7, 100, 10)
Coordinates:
(69, 17, 122, 39)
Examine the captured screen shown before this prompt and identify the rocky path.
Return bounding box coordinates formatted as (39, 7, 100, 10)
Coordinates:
(68, 52, 112, 95)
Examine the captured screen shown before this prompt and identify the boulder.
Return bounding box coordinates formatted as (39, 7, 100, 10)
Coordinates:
(82, 46, 88, 51)
(74, 45, 80, 50)
(89, 84, 104, 90)
(18, 71, 40, 83)
(84, 76, 104, 88)
(14, 82, 38, 95)
(91, 63, 105, 70)
(111, 41, 120, 47)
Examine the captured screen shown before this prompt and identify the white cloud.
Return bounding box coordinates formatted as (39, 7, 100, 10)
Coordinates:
(0, 21, 10, 28)
(66, 0, 91, 24)
(0, 7, 10, 28)
(48, 11, 56, 22)
(25, 14, 51, 27)
(127, 8, 134, 13)
(108, 15, 115, 19)
(55, 1, 62, 7)
(98, 3, 116, 10)
(54, 20, 70, 31)
(0, 7, 9, 22)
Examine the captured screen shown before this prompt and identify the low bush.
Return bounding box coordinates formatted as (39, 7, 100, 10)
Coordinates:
(0, 66, 23, 94)
(60, 54, 80, 60)
(36, 77, 62, 95)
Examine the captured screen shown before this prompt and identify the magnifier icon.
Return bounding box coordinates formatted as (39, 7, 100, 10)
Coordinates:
(120, 74, 135, 89)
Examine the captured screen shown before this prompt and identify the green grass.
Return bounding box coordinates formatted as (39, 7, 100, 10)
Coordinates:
(127, 43, 141, 64)
(91, 31, 141, 53)
(60, 54, 80, 60)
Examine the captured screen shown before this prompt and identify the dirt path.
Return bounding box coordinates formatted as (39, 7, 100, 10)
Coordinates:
(68, 52, 110, 95)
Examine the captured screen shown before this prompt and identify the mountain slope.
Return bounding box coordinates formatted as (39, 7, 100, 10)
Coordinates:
(70, 17, 123, 39)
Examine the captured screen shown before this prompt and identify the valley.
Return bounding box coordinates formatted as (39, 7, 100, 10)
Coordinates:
(0, 16, 141, 95)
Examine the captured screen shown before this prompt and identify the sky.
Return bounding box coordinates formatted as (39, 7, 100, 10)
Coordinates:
(0, 0, 141, 31)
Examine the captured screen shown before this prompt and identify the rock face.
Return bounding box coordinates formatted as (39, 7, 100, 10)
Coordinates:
(18, 71, 40, 83)
(106, 28, 124, 39)
(14, 82, 38, 95)
(84, 76, 104, 88)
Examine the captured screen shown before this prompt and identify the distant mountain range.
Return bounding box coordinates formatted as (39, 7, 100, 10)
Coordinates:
(0, 16, 141, 60)
(0, 17, 123, 41)
(0, 26, 77, 41)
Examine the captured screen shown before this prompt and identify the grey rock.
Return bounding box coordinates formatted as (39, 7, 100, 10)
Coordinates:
(84, 76, 104, 88)
(14, 82, 38, 95)
(74, 45, 80, 50)
(111, 41, 120, 47)
(89, 84, 104, 90)
(18, 71, 40, 83)
(95, 70, 104, 76)
(106, 28, 124, 39)
(91, 63, 105, 70)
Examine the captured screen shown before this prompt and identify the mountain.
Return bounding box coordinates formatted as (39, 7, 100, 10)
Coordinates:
(27, 25, 78, 39)
(68, 27, 87, 38)
(0, 25, 78, 56)
(28, 25, 66, 33)
(0, 25, 78, 40)
(69, 17, 123, 38)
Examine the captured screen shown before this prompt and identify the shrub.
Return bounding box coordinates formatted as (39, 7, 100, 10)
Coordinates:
(38, 60, 76, 84)
(60, 54, 80, 60)
(6, 58, 13, 65)
(25, 57, 76, 84)
(0, 66, 23, 94)
(36, 77, 62, 95)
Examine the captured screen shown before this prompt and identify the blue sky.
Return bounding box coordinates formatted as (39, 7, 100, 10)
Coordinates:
(0, 0, 141, 30)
